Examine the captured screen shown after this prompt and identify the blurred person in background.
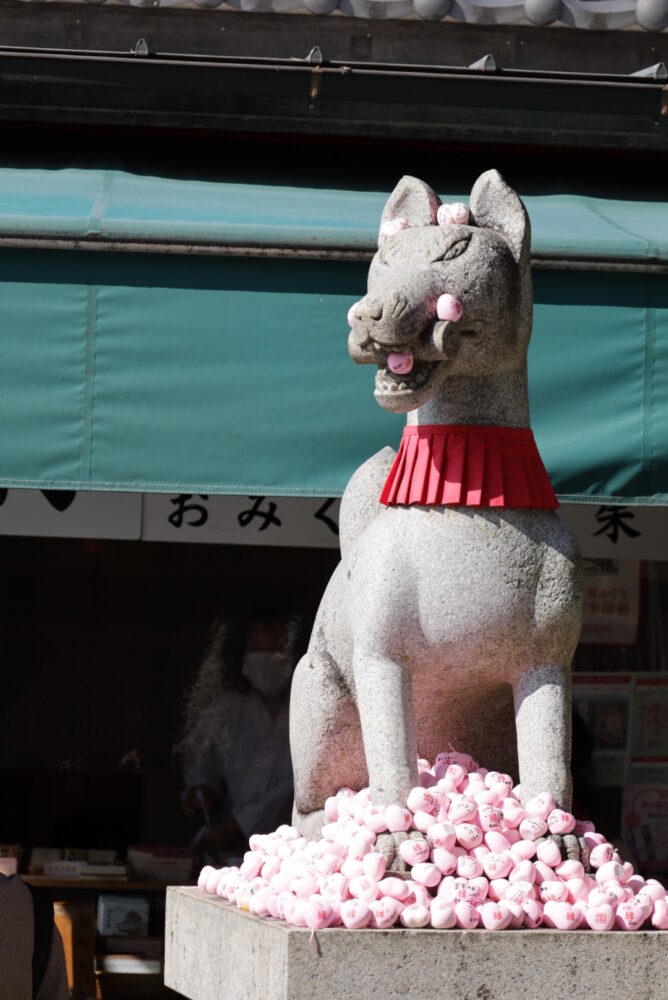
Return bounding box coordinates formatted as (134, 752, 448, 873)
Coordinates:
(176, 608, 306, 864)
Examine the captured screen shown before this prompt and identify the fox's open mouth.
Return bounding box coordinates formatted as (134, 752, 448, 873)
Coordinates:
(374, 358, 433, 396)
(349, 314, 471, 411)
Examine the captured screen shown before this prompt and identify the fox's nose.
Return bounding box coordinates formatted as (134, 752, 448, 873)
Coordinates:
(365, 298, 384, 321)
(356, 294, 410, 327)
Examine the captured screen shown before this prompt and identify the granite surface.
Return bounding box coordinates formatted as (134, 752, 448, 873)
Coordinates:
(165, 887, 668, 1000)
(291, 171, 583, 869)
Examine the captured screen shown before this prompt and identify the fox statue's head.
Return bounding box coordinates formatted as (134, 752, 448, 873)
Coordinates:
(348, 170, 533, 414)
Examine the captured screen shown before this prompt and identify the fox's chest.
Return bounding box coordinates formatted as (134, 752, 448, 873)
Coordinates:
(347, 505, 554, 662)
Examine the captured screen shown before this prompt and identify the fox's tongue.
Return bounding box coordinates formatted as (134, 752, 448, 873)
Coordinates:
(387, 351, 413, 375)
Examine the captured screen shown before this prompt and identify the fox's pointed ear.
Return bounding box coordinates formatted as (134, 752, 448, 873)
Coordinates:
(381, 176, 441, 229)
(469, 170, 530, 266)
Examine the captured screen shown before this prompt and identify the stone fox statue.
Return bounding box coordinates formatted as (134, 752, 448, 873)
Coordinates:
(290, 170, 583, 866)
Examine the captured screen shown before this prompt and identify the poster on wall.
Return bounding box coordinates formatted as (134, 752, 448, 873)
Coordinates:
(572, 674, 631, 787)
(579, 559, 641, 645)
(622, 784, 668, 881)
(621, 677, 668, 879)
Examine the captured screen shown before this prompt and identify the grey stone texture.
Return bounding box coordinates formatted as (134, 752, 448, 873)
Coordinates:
(290, 171, 583, 865)
(165, 888, 668, 1000)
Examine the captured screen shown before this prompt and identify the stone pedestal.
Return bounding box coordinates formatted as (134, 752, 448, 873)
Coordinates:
(165, 887, 668, 1000)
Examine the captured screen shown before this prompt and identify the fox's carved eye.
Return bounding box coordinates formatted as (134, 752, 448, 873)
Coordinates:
(432, 236, 471, 264)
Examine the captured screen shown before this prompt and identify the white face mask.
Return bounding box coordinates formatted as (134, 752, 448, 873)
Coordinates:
(241, 652, 293, 700)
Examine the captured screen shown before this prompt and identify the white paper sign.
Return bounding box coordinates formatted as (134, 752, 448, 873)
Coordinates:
(0, 490, 666, 554)
(580, 559, 641, 645)
(559, 504, 665, 559)
(141, 494, 341, 548)
(0, 488, 141, 540)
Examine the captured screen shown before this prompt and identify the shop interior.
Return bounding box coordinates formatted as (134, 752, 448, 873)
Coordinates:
(1, 522, 667, 997)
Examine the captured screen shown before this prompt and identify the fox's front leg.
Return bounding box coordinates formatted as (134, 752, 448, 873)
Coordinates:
(352, 646, 419, 869)
(514, 664, 587, 865)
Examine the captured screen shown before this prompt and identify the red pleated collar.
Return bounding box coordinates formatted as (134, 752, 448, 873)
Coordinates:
(380, 423, 558, 509)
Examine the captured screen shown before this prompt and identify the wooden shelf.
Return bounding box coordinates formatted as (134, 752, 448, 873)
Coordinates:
(23, 876, 179, 891)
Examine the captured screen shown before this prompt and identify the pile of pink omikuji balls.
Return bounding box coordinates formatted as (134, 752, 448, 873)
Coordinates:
(197, 749, 668, 933)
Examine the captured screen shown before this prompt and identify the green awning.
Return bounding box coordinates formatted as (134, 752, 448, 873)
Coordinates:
(0, 168, 667, 503)
(0, 167, 667, 262)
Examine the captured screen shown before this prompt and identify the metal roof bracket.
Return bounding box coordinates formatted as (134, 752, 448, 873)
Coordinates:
(468, 54, 497, 72)
(631, 62, 667, 80)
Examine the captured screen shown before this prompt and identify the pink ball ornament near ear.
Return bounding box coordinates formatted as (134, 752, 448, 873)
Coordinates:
(437, 202, 470, 227)
(379, 217, 410, 241)
(436, 294, 463, 323)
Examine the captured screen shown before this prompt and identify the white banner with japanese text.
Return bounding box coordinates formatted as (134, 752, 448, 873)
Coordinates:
(0, 490, 665, 555)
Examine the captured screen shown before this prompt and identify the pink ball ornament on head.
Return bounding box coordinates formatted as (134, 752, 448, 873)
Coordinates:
(437, 202, 470, 227)
(379, 217, 410, 241)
